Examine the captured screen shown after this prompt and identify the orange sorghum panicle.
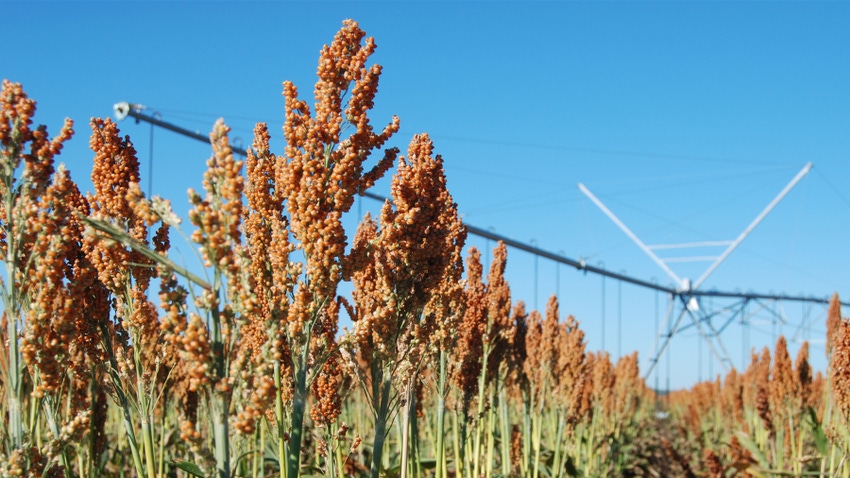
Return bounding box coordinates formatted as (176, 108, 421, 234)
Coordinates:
(556, 313, 587, 425)
(541, 296, 561, 371)
(523, 308, 544, 398)
(830, 318, 850, 421)
(769, 336, 795, 415)
(612, 352, 641, 420)
(348, 215, 381, 349)
(0, 80, 73, 204)
(794, 341, 812, 410)
(311, 351, 343, 427)
(310, 297, 343, 426)
(811, 370, 826, 419)
(20, 165, 82, 397)
(279, 19, 399, 327)
(455, 247, 487, 404)
(720, 368, 744, 429)
(188, 119, 243, 285)
(182, 312, 212, 392)
(826, 292, 841, 360)
(243, 122, 293, 361)
(703, 449, 723, 478)
(368, 133, 466, 373)
(85, 117, 150, 292)
(754, 347, 773, 434)
(507, 301, 529, 394)
(827, 293, 842, 359)
(485, 241, 513, 382)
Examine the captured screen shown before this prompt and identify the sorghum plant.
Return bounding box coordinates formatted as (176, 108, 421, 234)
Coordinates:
(0, 79, 77, 474)
(83, 117, 177, 478)
(275, 19, 400, 478)
(345, 133, 465, 478)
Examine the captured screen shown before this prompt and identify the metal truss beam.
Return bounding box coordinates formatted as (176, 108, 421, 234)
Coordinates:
(116, 104, 844, 385)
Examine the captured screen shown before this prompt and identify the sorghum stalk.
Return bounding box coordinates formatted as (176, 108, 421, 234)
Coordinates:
(209, 274, 231, 478)
(274, 361, 289, 478)
(251, 423, 261, 478)
(522, 396, 531, 477)
(400, 379, 413, 478)
(333, 422, 344, 478)
(452, 407, 464, 478)
(551, 409, 565, 477)
(370, 375, 392, 478)
(1, 126, 23, 452)
(287, 350, 310, 478)
(411, 393, 422, 478)
(484, 387, 496, 478)
(435, 350, 448, 478)
(472, 342, 491, 478)
(4, 279, 23, 450)
(498, 388, 511, 476)
(531, 386, 546, 478)
(100, 320, 145, 477)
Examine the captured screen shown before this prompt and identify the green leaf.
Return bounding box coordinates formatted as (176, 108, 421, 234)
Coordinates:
(734, 431, 770, 470)
(80, 215, 211, 289)
(806, 406, 829, 456)
(169, 460, 205, 477)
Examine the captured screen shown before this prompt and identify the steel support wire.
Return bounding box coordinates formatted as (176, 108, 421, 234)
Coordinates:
(692, 303, 735, 371)
(647, 293, 677, 380)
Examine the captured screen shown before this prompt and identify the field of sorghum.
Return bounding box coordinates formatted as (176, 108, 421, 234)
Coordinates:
(1, 19, 849, 478)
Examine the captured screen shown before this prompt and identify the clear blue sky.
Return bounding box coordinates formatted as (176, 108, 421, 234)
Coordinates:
(5, 1, 850, 389)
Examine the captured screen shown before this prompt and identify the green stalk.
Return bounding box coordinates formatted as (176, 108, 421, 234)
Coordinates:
(370, 376, 392, 478)
(408, 384, 422, 478)
(334, 422, 344, 478)
(452, 407, 463, 478)
(531, 385, 547, 478)
(260, 419, 267, 478)
(119, 397, 145, 478)
(136, 369, 157, 478)
(30, 394, 41, 449)
(472, 343, 491, 478)
(287, 358, 309, 478)
(99, 320, 145, 478)
(459, 405, 470, 478)
(43, 397, 72, 478)
(435, 350, 447, 478)
(159, 399, 167, 478)
(326, 424, 336, 478)
(140, 416, 157, 478)
(3, 160, 24, 450)
(400, 380, 412, 478)
(787, 406, 798, 476)
(484, 387, 495, 478)
(584, 407, 600, 475)
(210, 273, 231, 478)
(274, 361, 288, 478)
(411, 401, 421, 478)
(6, 304, 24, 450)
(498, 388, 511, 477)
(211, 390, 231, 478)
(551, 409, 565, 478)
(77, 451, 85, 478)
(251, 424, 260, 478)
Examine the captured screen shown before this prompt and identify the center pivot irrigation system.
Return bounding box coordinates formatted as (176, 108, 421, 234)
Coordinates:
(114, 101, 846, 385)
